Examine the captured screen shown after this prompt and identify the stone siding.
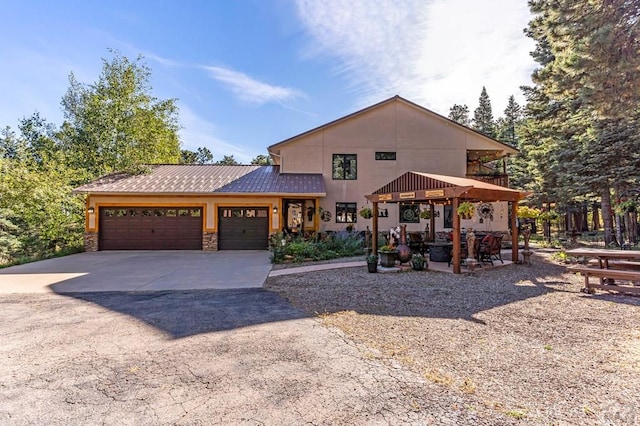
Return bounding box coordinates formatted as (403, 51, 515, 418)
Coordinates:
(203, 232, 218, 251)
(84, 232, 98, 252)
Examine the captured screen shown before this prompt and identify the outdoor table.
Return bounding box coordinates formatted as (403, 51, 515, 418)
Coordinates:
(565, 247, 640, 269)
(565, 247, 640, 294)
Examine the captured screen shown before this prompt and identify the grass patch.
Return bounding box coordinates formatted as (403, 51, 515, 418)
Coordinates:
(505, 409, 527, 420)
(459, 377, 476, 394)
(423, 369, 454, 386)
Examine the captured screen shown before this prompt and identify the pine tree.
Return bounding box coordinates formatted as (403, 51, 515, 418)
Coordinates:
(496, 95, 522, 147)
(524, 0, 640, 244)
(472, 87, 496, 138)
(448, 104, 470, 126)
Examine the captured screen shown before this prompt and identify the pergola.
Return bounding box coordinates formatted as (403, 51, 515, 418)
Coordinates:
(365, 172, 530, 274)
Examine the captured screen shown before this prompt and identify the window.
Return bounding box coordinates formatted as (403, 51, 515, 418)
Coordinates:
(375, 151, 396, 160)
(444, 205, 453, 228)
(332, 154, 357, 180)
(399, 203, 420, 223)
(335, 202, 357, 223)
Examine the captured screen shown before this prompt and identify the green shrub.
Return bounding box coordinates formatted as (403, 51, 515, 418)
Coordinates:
(268, 230, 364, 264)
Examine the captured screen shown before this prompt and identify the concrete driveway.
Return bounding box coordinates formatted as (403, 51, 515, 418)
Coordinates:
(0, 251, 272, 293)
(0, 251, 474, 424)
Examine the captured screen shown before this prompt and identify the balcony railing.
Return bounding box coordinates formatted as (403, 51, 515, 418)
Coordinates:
(466, 174, 510, 188)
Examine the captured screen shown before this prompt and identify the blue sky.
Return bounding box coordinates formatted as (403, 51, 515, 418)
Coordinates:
(1, 0, 536, 163)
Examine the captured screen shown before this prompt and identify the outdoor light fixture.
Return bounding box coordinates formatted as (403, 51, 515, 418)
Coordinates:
(87, 207, 95, 214)
(272, 206, 278, 214)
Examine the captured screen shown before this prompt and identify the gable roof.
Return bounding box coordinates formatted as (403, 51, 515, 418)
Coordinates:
(268, 95, 518, 156)
(367, 171, 528, 203)
(73, 165, 326, 196)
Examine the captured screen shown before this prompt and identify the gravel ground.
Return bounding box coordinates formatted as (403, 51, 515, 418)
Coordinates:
(265, 252, 640, 425)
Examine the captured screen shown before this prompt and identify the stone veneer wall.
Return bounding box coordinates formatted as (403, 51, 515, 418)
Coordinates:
(84, 232, 98, 252)
(202, 232, 218, 251)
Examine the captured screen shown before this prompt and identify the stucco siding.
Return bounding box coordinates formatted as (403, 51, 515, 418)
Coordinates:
(275, 99, 511, 234)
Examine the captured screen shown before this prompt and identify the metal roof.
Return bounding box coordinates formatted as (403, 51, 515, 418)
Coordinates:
(368, 171, 528, 203)
(73, 165, 326, 196)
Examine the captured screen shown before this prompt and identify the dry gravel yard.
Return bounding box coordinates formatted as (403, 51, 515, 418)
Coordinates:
(266, 252, 640, 425)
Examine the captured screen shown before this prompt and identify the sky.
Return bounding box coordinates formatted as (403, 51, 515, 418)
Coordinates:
(1, 0, 537, 163)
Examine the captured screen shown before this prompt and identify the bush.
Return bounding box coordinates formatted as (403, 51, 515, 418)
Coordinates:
(268, 231, 364, 264)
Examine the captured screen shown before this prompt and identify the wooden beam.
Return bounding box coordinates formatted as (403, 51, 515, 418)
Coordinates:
(372, 202, 379, 254)
(452, 198, 461, 274)
(511, 201, 519, 262)
(429, 203, 435, 241)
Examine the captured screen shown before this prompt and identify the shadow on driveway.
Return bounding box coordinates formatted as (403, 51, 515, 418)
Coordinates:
(67, 288, 307, 339)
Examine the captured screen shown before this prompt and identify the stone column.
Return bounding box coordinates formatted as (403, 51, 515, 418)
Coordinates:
(84, 232, 98, 252)
(202, 232, 218, 251)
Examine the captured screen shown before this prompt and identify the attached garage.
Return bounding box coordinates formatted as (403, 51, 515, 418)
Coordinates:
(218, 207, 269, 250)
(99, 207, 203, 250)
(75, 165, 326, 252)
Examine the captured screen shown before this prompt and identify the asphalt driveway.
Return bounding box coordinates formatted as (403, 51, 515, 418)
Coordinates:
(0, 251, 272, 293)
(0, 252, 514, 424)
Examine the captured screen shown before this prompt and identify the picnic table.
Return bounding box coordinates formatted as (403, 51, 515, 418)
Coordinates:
(565, 247, 640, 295)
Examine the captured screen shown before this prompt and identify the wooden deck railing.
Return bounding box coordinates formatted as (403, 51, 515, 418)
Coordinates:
(466, 174, 509, 188)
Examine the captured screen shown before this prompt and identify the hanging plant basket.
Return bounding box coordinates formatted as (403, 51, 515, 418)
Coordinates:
(359, 207, 373, 219)
(457, 202, 475, 219)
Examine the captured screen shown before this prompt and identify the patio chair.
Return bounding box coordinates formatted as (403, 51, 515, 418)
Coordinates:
(478, 234, 504, 265)
(408, 232, 425, 255)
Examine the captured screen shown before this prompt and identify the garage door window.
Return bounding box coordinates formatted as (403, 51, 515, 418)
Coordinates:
(218, 207, 269, 250)
(99, 207, 203, 250)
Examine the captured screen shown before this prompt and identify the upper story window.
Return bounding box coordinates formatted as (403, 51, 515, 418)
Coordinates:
(332, 154, 357, 180)
(375, 151, 396, 160)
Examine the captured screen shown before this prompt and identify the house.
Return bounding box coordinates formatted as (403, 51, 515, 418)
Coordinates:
(75, 96, 518, 252)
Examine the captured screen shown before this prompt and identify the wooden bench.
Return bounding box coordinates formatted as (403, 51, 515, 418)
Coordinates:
(567, 266, 640, 295)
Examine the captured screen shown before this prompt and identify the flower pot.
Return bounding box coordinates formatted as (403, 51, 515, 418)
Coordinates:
(367, 262, 378, 273)
(378, 251, 397, 268)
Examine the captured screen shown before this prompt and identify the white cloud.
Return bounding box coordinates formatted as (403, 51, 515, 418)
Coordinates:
(295, 0, 536, 116)
(204, 66, 305, 105)
(178, 103, 253, 164)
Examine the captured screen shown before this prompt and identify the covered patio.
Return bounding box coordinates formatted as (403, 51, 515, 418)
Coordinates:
(366, 172, 530, 274)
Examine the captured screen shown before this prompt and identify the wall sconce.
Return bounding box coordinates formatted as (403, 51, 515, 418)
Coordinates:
(87, 207, 95, 214)
(272, 206, 278, 214)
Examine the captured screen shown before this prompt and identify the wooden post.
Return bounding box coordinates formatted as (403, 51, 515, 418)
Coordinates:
(372, 202, 379, 254)
(429, 204, 435, 242)
(452, 198, 461, 274)
(511, 201, 519, 262)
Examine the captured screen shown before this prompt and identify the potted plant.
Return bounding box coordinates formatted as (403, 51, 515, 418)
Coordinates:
(411, 253, 426, 271)
(457, 202, 476, 219)
(359, 206, 373, 219)
(419, 209, 431, 220)
(377, 245, 397, 268)
(366, 254, 378, 273)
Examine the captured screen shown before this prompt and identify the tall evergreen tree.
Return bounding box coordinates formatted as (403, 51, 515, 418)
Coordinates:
(472, 87, 496, 138)
(496, 95, 522, 147)
(525, 0, 640, 244)
(448, 104, 471, 126)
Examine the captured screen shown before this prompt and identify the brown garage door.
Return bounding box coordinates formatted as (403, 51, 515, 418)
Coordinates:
(99, 207, 203, 250)
(218, 207, 269, 250)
